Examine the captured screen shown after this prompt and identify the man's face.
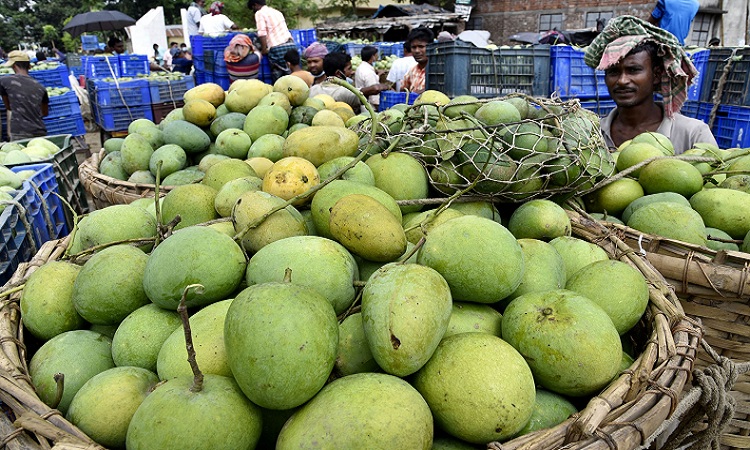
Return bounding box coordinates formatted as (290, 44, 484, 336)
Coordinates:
(343, 62, 354, 78)
(197, 0, 205, 6)
(410, 39, 429, 64)
(605, 51, 659, 108)
(307, 57, 324, 76)
(113, 42, 125, 54)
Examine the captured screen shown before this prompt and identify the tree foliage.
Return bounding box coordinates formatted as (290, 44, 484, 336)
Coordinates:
(0, 0, 321, 54)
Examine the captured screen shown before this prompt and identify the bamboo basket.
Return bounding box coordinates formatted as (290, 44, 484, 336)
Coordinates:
(78, 150, 173, 210)
(573, 214, 750, 450)
(0, 213, 703, 450)
(0, 237, 105, 449)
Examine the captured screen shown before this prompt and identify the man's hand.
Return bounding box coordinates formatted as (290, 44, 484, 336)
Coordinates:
(360, 83, 391, 97)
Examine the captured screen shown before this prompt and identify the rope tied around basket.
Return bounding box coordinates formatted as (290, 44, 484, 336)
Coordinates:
(641, 339, 750, 450)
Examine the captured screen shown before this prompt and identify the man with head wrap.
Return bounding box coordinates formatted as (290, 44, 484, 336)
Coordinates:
(199, 2, 238, 36)
(303, 42, 328, 86)
(224, 34, 261, 81)
(584, 15, 716, 154)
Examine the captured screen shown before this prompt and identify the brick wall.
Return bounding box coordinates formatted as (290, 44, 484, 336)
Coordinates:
(472, 1, 654, 45)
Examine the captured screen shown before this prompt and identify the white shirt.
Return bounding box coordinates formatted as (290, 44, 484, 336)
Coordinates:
(386, 56, 417, 91)
(187, 4, 204, 36)
(198, 14, 235, 36)
(354, 60, 380, 107)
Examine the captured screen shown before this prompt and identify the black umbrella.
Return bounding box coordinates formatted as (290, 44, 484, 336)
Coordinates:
(63, 11, 137, 38)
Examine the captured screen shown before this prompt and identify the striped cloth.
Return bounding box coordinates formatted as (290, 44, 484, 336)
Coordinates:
(267, 41, 297, 79)
(584, 15, 697, 118)
(255, 5, 292, 48)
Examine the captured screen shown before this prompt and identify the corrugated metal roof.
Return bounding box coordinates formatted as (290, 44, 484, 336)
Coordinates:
(372, 4, 450, 18)
(166, 25, 183, 37)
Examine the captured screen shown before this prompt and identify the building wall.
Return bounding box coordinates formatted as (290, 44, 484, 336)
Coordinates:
(472, 0, 749, 47)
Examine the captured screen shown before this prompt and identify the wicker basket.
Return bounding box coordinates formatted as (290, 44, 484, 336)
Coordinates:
(78, 149, 173, 210)
(0, 237, 106, 450)
(575, 215, 750, 450)
(0, 220, 702, 449)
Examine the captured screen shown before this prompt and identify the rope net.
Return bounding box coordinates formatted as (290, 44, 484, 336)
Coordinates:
(353, 96, 615, 202)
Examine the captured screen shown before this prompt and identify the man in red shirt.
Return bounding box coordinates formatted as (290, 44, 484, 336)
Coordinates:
(402, 27, 434, 94)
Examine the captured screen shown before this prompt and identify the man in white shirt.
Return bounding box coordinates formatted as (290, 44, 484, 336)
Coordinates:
(187, 0, 206, 37)
(386, 42, 417, 92)
(354, 45, 388, 111)
(199, 2, 238, 36)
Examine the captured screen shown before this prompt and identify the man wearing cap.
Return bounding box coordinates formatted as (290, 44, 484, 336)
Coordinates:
(247, 0, 297, 82)
(0, 51, 48, 140)
(199, 2, 238, 37)
(584, 15, 716, 154)
(303, 42, 328, 86)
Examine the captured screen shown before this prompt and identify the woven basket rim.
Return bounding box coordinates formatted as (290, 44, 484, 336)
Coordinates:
(79, 149, 173, 206)
(592, 218, 750, 300)
(0, 218, 701, 450)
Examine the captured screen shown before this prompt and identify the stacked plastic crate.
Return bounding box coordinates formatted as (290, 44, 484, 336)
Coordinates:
(291, 28, 317, 54)
(88, 54, 153, 132)
(191, 33, 274, 89)
(679, 49, 710, 125)
(0, 163, 68, 285)
(6, 134, 90, 229)
(149, 75, 196, 124)
(697, 47, 750, 148)
(425, 40, 551, 99)
(548, 45, 614, 117)
(28, 62, 87, 136)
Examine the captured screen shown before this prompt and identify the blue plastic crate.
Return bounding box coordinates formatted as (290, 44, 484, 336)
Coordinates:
(0, 183, 37, 286)
(119, 54, 151, 77)
(195, 71, 206, 85)
(379, 91, 419, 110)
(344, 43, 367, 58)
(687, 49, 709, 102)
(291, 28, 316, 50)
(426, 41, 551, 98)
(6, 135, 88, 228)
(83, 55, 120, 79)
(89, 78, 152, 107)
(700, 47, 750, 106)
(43, 115, 86, 137)
(81, 35, 99, 51)
(579, 99, 617, 117)
(680, 100, 713, 123)
(29, 64, 72, 89)
(550, 45, 609, 99)
(47, 91, 82, 118)
(378, 42, 405, 58)
(148, 76, 196, 103)
(93, 104, 154, 131)
(203, 71, 215, 84)
(259, 56, 273, 84)
(214, 52, 228, 77)
(214, 74, 231, 90)
(10, 163, 68, 247)
(712, 105, 750, 149)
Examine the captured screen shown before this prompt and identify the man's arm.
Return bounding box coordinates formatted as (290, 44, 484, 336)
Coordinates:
(258, 36, 269, 54)
(359, 83, 390, 97)
(1, 94, 9, 112)
(648, 1, 664, 25)
(41, 93, 49, 117)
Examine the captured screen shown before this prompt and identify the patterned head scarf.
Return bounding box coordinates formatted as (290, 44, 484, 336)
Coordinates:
(209, 2, 224, 15)
(303, 42, 328, 59)
(224, 34, 254, 63)
(584, 15, 697, 118)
